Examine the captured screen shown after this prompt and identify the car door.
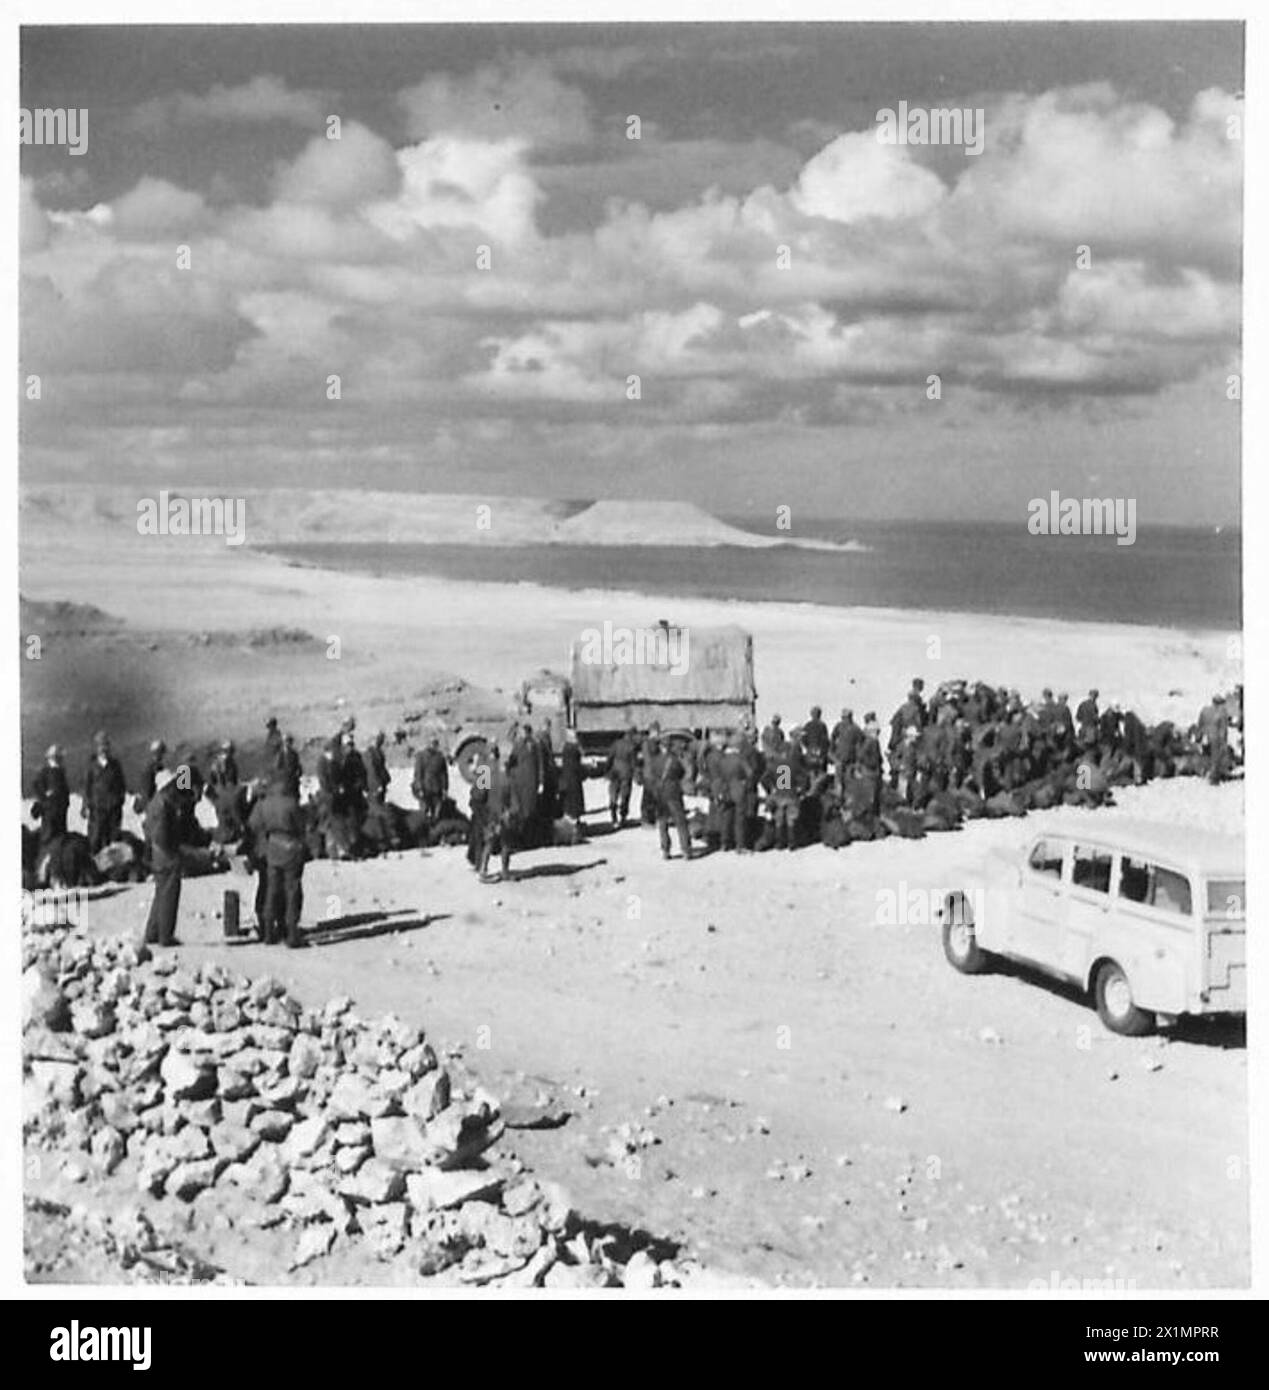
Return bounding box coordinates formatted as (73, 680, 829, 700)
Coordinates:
(1013, 836, 1067, 965)
(1064, 841, 1115, 980)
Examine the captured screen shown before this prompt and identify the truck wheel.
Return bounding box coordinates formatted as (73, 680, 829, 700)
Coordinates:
(942, 893, 990, 974)
(1093, 960, 1154, 1036)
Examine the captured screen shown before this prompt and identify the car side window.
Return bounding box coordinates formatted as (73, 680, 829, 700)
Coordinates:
(1118, 856, 1192, 915)
(1072, 844, 1112, 894)
(1028, 839, 1064, 878)
(1151, 866, 1192, 916)
(1119, 856, 1150, 903)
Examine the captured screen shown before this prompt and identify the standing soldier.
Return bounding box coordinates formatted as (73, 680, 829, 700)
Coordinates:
(1076, 689, 1100, 752)
(248, 773, 307, 947)
(830, 708, 863, 790)
(605, 727, 636, 827)
(339, 731, 369, 831)
(466, 743, 494, 870)
(1098, 703, 1121, 761)
(83, 731, 127, 854)
(656, 737, 692, 860)
(368, 731, 391, 805)
(559, 730, 586, 827)
(279, 733, 302, 797)
(507, 724, 541, 836)
(761, 714, 787, 755)
(537, 720, 559, 820)
(143, 769, 184, 948)
(316, 734, 342, 815)
(718, 738, 752, 852)
(264, 716, 283, 767)
(209, 740, 240, 790)
(478, 746, 516, 882)
(1203, 693, 1230, 784)
(32, 745, 70, 844)
(639, 724, 664, 827)
(413, 736, 449, 824)
(764, 738, 805, 850)
(139, 739, 167, 807)
(801, 706, 829, 778)
(857, 714, 884, 816)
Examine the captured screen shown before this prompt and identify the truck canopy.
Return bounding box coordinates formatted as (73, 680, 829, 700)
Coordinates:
(569, 624, 755, 733)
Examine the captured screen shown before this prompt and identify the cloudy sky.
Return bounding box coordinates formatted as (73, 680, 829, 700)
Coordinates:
(20, 23, 1243, 524)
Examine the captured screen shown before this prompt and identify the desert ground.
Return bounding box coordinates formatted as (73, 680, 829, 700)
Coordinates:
(19, 518, 1246, 1288)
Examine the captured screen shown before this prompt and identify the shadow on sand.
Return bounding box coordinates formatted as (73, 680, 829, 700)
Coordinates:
(302, 909, 449, 948)
(993, 959, 1246, 1050)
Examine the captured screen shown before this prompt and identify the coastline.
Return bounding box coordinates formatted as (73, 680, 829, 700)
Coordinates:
(20, 530, 1242, 755)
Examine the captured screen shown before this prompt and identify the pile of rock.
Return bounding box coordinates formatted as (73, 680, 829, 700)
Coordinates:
(23, 924, 689, 1288)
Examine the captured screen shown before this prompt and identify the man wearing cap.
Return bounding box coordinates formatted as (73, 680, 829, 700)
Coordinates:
(1200, 693, 1231, 784)
(830, 708, 863, 790)
(278, 733, 302, 797)
(604, 726, 636, 828)
(639, 724, 663, 827)
(83, 732, 127, 854)
(248, 774, 308, 946)
(1076, 689, 1100, 752)
(264, 716, 283, 767)
(338, 730, 369, 830)
(760, 714, 787, 756)
(143, 769, 184, 947)
(412, 735, 449, 825)
(656, 736, 693, 860)
(208, 740, 240, 791)
(367, 731, 391, 805)
(801, 706, 829, 777)
(32, 745, 70, 844)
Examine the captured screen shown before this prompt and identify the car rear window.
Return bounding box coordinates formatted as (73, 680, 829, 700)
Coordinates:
(1072, 845, 1113, 894)
(1119, 857, 1192, 915)
(1206, 879, 1245, 919)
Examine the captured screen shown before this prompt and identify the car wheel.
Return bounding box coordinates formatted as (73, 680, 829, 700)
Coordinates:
(1094, 960, 1154, 1036)
(942, 893, 990, 974)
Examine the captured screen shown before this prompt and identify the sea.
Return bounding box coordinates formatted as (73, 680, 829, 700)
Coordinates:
(266, 518, 1242, 631)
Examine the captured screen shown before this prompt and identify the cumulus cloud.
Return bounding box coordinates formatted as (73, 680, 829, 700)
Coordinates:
(792, 132, 948, 223)
(398, 58, 592, 149)
(19, 74, 1244, 488)
(275, 121, 401, 209)
(109, 177, 208, 239)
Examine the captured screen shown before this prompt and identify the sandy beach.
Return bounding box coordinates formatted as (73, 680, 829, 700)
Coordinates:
(19, 506, 1241, 783)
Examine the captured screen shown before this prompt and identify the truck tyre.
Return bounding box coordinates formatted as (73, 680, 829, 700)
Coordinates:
(942, 892, 991, 974)
(1093, 960, 1154, 1036)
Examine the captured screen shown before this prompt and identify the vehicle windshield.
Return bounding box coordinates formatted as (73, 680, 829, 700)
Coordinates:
(1206, 879, 1245, 919)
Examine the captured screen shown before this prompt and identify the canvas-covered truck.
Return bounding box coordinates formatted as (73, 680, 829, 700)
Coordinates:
(450, 622, 757, 779)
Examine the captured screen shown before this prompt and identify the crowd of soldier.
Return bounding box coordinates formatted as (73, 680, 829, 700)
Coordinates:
(24, 677, 1242, 932)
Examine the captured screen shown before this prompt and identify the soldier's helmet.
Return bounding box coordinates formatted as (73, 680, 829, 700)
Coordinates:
(1214, 693, 1226, 704)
